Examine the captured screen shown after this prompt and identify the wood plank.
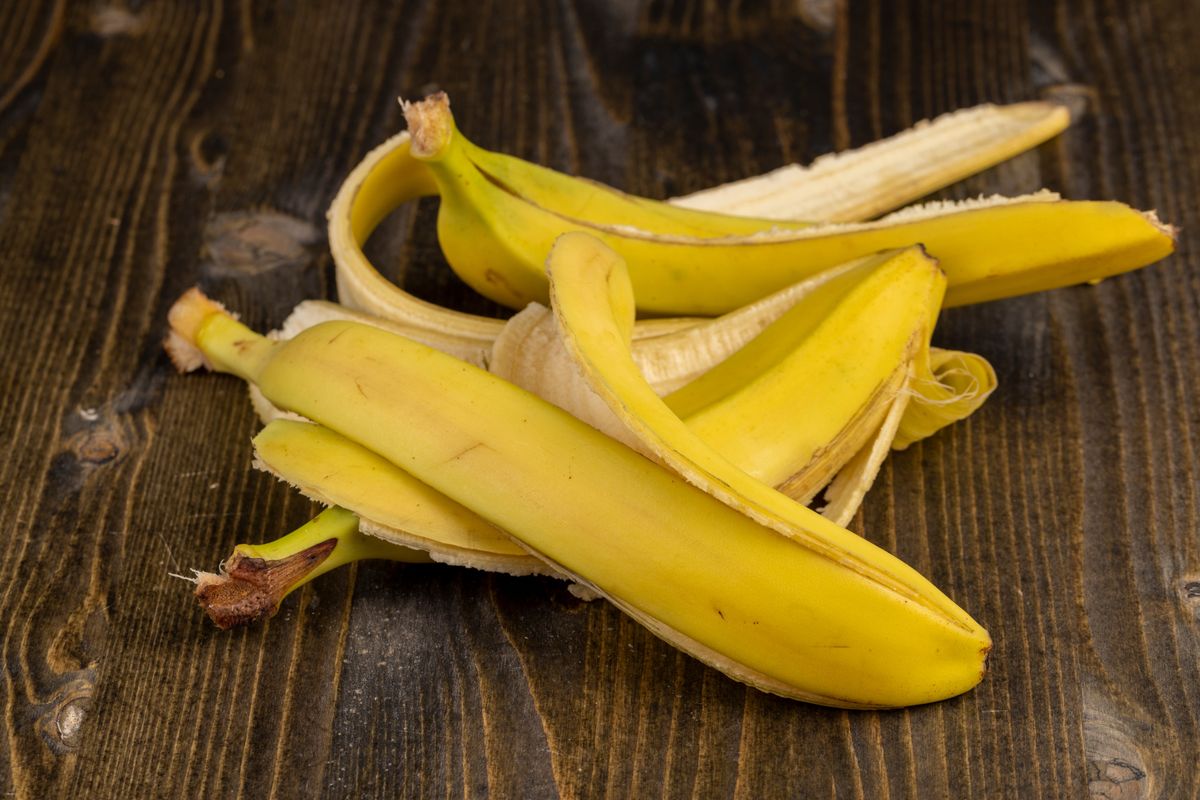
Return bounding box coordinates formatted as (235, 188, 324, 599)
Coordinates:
(0, 2, 226, 796)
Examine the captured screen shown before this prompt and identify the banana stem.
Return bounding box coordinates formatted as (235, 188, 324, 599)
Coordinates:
(401, 92, 453, 159)
(194, 506, 428, 629)
(166, 288, 275, 381)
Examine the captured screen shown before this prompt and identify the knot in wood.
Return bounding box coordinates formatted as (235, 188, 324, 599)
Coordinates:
(203, 210, 322, 277)
(36, 677, 94, 755)
(90, 6, 145, 38)
(1086, 756, 1147, 800)
(68, 423, 124, 465)
(76, 431, 120, 464)
(189, 129, 228, 184)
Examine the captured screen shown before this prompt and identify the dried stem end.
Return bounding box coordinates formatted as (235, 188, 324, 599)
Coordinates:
(163, 288, 231, 372)
(401, 92, 453, 159)
(194, 538, 337, 629)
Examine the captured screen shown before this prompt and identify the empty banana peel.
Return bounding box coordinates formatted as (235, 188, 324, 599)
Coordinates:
(167, 286, 990, 708)
(330, 97, 1096, 327)
(384, 93, 1173, 314)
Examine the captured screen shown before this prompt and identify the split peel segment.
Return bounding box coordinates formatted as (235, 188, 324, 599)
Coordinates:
(252, 418, 545, 575)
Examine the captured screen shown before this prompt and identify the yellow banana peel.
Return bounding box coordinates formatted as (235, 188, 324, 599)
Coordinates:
(396, 93, 1172, 314)
(167, 287, 990, 708)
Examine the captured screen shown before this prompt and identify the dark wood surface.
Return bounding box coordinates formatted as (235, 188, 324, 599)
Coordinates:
(2, 1, 1197, 798)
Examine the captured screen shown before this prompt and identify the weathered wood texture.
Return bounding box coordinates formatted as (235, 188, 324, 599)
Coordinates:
(1, 1, 1197, 797)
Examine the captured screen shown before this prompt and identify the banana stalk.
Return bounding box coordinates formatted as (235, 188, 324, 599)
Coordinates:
(166, 287, 990, 708)
(193, 506, 428, 629)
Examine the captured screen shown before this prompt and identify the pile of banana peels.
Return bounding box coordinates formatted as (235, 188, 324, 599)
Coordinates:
(166, 94, 1175, 708)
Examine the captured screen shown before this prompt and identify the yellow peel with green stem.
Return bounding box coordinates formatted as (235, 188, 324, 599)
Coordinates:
(332, 99, 1075, 324)
(403, 92, 1173, 314)
(167, 287, 989, 708)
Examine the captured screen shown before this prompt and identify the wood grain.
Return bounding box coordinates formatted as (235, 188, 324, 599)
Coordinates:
(0, 1, 1197, 798)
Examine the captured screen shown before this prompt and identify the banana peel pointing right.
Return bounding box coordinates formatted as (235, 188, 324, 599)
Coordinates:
(401, 92, 1174, 314)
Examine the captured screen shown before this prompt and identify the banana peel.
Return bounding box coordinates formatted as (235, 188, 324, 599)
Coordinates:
(395, 93, 1173, 314)
(167, 287, 990, 708)
(330, 98, 1110, 325)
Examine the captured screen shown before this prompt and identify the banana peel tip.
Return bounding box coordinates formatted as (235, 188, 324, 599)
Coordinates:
(1142, 207, 1180, 242)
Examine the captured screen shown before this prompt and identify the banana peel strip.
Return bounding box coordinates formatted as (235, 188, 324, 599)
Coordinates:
(896, 348, 998, 450)
(821, 385, 914, 527)
(530, 234, 958, 527)
(541, 232, 977, 630)
(251, 419, 549, 576)
(672, 102, 1070, 222)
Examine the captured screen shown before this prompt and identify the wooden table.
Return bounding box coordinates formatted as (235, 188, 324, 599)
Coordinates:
(2, 2, 1197, 797)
